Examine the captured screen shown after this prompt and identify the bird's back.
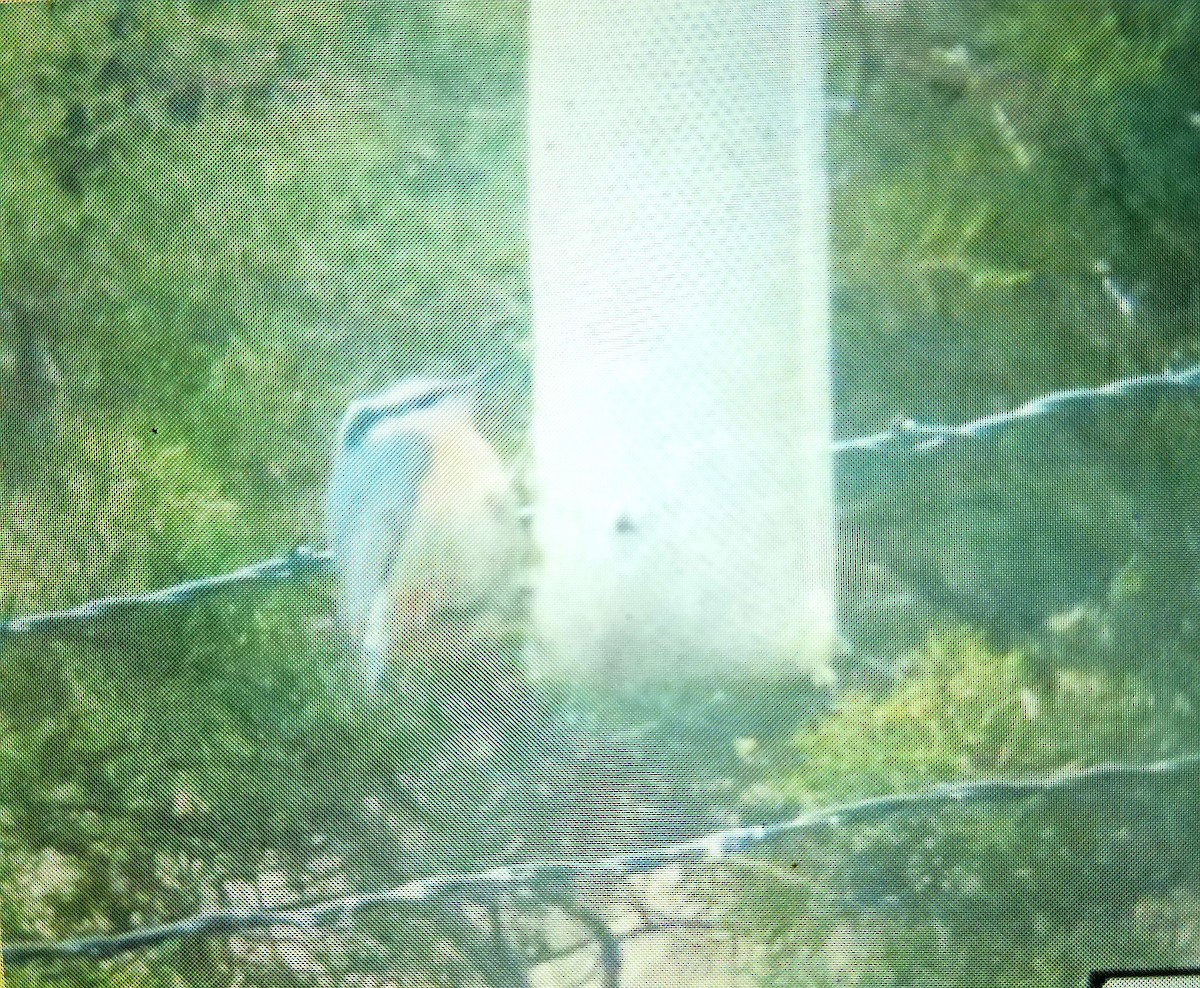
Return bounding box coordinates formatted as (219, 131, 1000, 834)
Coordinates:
(327, 415, 432, 668)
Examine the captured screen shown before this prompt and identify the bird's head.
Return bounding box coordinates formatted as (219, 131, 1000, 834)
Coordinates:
(337, 374, 479, 450)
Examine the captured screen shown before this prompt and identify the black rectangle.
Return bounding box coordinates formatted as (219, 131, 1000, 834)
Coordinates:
(1092, 971, 1200, 987)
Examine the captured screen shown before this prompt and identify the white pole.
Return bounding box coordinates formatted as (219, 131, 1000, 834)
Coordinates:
(529, 1, 831, 681)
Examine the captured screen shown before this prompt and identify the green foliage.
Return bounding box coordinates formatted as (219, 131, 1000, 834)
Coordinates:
(738, 629, 1200, 985)
(830, 0, 1200, 688)
(3, 1, 1200, 985)
(788, 629, 1179, 798)
(1, 1, 533, 984)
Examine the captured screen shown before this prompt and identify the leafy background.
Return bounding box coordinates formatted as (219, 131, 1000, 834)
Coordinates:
(1, 0, 1199, 984)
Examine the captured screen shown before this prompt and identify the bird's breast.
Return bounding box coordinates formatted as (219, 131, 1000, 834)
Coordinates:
(393, 421, 523, 604)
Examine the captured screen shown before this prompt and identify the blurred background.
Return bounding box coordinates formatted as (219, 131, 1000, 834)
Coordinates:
(1, 1, 1200, 984)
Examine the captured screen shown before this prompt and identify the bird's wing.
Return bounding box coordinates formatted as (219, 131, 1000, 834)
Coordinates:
(327, 422, 434, 651)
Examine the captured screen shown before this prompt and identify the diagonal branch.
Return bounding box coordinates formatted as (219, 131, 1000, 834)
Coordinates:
(7, 750, 1198, 969)
(6, 363, 1200, 639)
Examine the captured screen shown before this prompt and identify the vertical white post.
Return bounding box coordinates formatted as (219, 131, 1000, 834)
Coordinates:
(529, 2, 831, 681)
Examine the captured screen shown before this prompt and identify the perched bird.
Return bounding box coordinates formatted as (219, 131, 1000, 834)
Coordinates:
(327, 374, 527, 687)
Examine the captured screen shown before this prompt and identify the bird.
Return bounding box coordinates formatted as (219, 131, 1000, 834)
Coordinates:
(327, 373, 528, 689)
